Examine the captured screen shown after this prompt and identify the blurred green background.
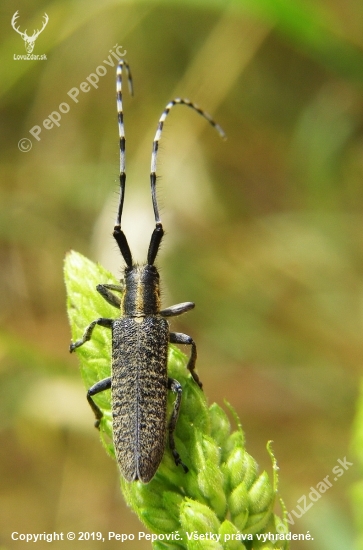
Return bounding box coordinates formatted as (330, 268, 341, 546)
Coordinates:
(1, 0, 363, 548)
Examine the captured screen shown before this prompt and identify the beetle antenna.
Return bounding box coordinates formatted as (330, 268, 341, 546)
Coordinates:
(147, 98, 226, 265)
(113, 60, 134, 267)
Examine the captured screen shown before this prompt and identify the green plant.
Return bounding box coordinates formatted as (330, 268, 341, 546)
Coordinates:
(65, 250, 289, 549)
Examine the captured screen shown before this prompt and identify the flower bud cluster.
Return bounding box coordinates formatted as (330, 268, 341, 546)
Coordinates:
(121, 349, 288, 549)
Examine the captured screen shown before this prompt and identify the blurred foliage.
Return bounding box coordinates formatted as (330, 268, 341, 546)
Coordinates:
(1, 0, 363, 548)
(352, 381, 363, 550)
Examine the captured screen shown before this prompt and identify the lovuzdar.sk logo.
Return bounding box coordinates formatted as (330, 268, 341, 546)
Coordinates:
(11, 11, 48, 59)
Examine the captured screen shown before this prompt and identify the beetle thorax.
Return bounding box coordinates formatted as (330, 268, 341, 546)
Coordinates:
(122, 264, 161, 316)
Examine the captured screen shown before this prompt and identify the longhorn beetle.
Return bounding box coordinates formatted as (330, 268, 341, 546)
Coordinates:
(70, 60, 225, 483)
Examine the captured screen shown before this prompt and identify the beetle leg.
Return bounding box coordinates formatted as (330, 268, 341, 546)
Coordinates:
(168, 377, 188, 473)
(96, 283, 124, 308)
(160, 301, 194, 317)
(69, 317, 113, 352)
(169, 332, 202, 389)
(87, 377, 111, 429)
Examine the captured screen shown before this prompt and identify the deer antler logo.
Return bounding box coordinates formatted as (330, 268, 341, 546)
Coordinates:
(11, 11, 49, 54)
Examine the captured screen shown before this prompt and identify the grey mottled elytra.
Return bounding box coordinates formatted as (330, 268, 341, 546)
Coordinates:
(70, 60, 225, 483)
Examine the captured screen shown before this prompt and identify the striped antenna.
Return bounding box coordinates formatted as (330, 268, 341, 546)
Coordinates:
(115, 60, 133, 230)
(150, 98, 226, 225)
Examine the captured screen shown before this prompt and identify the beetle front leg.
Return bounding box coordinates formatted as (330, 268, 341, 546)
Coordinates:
(69, 317, 113, 352)
(87, 377, 111, 428)
(160, 302, 194, 317)
(96, 283, 124, 308)
(169, 332, 202, 389)
(168, 377, 188, 473)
